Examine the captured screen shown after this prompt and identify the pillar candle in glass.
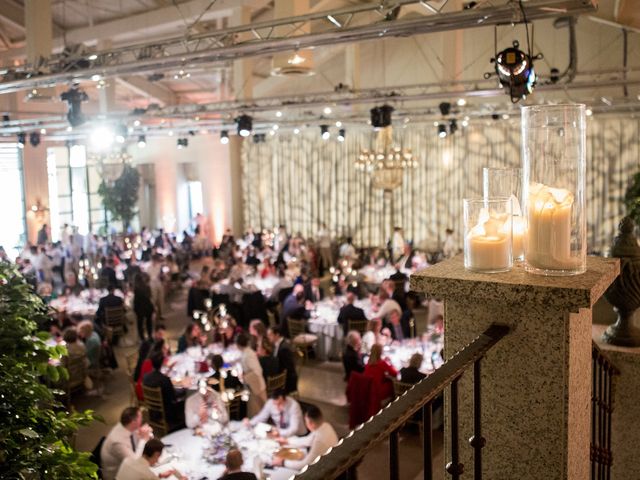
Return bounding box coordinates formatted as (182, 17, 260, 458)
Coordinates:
(521, 104, 586, 276)
(482, 167, 525, 260)
(464, 197, 513, 273)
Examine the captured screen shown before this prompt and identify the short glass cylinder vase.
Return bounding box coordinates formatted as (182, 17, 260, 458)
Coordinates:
(483, 167, 525, 260)
(521, 104, 586, 276)
(463, 197, 513, 273)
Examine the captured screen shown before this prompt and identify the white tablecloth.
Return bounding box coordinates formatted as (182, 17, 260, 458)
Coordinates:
(166, 345, 243, 391)
(48, 288, 126, 317)
(156, 423, 297, 480)
(382, 335, 444, 375)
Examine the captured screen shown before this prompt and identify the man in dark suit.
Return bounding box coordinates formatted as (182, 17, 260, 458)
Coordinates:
(303, 277, 324, 303)
(133, 324, 166, 382)
(399, 353, 427, 384)
(142, 351, 185, 428)
(342, 330, 364, 381)
(99, 258, 118, 289)
(268, 325, 298, 394)
(95, 284, 124, 332)
(279, 285, 310, 336)
(337, 292, 367, 336)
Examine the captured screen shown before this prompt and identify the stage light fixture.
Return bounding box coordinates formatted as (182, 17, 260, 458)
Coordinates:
(293, 128, 300, 135)
(137, 135, 146, 148)
(337, 129, 345, 142)
(492, 40, 536, 103)
(90, 125, 115, 150)
(115, 124, 127, 143)
(449, 119, 458, 135)
(323, 106, 332, 115)
(29, 132, 41, 147)
(236, 114, 253, 137)
(457, 98, 466, 106)
(370, 105, 394, 129)
(320, 125, 330, 140)
(17, 132, 25, 148)
(438, 124, 447, 138)
(177, 138, 188, 149)
(438, 102, 451, 116)
(60, 85, 89, 127)
(220, 130, 229, 144)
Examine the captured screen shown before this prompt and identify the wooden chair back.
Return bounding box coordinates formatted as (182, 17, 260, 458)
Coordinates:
(347, 319, 368, 335)
(266, 369, 287, 397)
(142, 385, 169, 437)
(287, 318, 307, 339)
(393, 380, 415, 397)
(125, 352, 138, 377)
(105, 306, 126, 337)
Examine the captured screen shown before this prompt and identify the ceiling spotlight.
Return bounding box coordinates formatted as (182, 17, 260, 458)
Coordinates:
(370, 105, 394, 128)
(253, 133, 266, 144)
(115, 124, 127, 143)
(457, 98, 467, 106)
(220, 130, 229, 144)
(133, 120, 141, 127)
(492, 40, 536, 103)
(17, 132, 25, 148)
(29, 132, 41, 147)
(335, 120, 342, 128)
(90, 126, 114, 150)
(449, 119, 458, 135)
(40, 128, 46, 134)
(168, 130, 174, 137)
(177, 138, 188, 149)
(439, 102, 451, 116)
(272, 124, 279, 131)
(60, 85, 89, 127)
(293, 128, 300, 135)
(323, 106, 332, 115)
(269, 130, 275, 136)
(275, 111, 282, 118)
(433, 121, 439, 127)
(585, 108, 593, 117)
(236, 114, 253, 137)
(320, 125, 330, 140)
(337, 129, 345, 142)
(461, 119, 469, 128)
(502, 113, 510, 120)
(88, 54, 98, 61)
(137, 135, 146, 148)
(438, 124, 447, 138)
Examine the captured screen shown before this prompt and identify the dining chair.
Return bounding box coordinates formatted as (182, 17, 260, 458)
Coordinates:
(287, 318, 317, 363)
(142, 385, 170, 437)
(266, 369, 287, 397)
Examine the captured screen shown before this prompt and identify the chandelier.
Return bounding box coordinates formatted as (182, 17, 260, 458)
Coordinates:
(355, 126, 416, 191)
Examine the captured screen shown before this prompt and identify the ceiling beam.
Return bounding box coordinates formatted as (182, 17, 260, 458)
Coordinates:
(116, 76, 177, 106)
(0, 0, 252, 62)
(0, 0, 63, 36)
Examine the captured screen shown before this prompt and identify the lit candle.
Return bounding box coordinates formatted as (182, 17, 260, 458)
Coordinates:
(526, 183, 575, 269)
(466, 211, 511, 271)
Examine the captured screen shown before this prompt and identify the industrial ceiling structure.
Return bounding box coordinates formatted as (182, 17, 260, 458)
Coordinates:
(0, 0, 638, 142)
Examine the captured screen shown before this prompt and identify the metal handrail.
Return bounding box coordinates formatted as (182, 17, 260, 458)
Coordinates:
(294, 324, 510, 480)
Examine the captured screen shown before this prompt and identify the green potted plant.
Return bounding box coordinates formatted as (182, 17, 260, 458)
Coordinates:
(0, 263, 99, 478)
(98, 164, 140, 231)
(624, 171, 640, 229)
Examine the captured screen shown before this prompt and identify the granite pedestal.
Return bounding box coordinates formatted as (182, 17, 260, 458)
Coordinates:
(410, 256, 619, 480)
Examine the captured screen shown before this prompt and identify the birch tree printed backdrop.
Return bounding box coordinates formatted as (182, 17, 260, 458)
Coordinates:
(242, 117, 640, 252)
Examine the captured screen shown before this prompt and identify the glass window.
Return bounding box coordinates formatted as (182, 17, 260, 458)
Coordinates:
(0, 143, 26, 257)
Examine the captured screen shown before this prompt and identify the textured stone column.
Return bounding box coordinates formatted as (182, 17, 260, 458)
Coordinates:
(410, 256, 619, 480)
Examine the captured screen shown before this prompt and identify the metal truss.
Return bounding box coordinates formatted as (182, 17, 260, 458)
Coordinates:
(0, 0, 596, 95)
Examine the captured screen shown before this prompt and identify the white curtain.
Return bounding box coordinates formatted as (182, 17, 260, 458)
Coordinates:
(242, 117, 640, 253)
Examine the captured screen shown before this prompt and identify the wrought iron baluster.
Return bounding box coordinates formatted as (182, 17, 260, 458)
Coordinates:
(446, 377, 464, 480)
(605, 363, 613, 480)
(390, 428, 400, 480)
(469, 359, 486, 480)
(598, 357, 604, 480)
(423, 401, 433, 480)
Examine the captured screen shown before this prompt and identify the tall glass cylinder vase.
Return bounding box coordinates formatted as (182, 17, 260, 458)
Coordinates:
(522, 104, 586, 276)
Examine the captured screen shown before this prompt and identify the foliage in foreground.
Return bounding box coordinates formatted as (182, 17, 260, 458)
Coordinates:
(0, 262, 99, 479)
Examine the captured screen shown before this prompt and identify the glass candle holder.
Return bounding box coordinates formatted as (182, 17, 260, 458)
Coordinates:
(463, 197, 513, 273)
(483, 167, 525, 260)
(522, 104, 586, 276)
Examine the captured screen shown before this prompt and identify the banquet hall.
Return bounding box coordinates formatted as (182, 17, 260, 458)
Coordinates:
(0, 0, 639, 479)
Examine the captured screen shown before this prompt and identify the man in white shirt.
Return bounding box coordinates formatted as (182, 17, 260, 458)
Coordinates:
(115, 439, 180, 480)
(338, 237, 356, 259)
(272, 405, 338, 471)
(246, 389, 306, 438)
(101, 407, 154, 480)
(185, 385, 229, 428)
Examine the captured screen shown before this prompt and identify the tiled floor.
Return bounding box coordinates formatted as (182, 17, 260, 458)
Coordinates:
(73, 283, 443, 479)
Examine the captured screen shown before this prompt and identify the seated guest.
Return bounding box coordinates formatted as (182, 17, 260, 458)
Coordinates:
(218, 449, 257, 480)
(185, 386, 229, 428)
(279, 285, 310, 334)
(77, 320, 102, 370)
(246, 389, 306, 438)
(337, 292, 367, 336)
(237, 332, 267, 416)
(304, 277, 324, 303)
(361, 318, 383, 354)
(388, 309, 404, 342)
(268, 267, 293, 303)
(136, 340, 169, 401)
(400, 353, 427, 385)
(142, 351, 185, 428)
(208, 354, 243, 392)
(214, 317, 241, 348)
(95, 284, 124, 331)
(177, 322, 205, 353)
(364, 343, 398, 404)
(101, 407, 154, 480)
(62, 327, 89, 370)
(342, 330, 364, 381)
(272, 405, 338, 471)
(372, 289, 402, 325)
(267, 325, 298, 394)
(257, 338, 280, 380)
(382, 277, 407, 312)
(134, 324, 167, 383)
(115, 438, 182, 480)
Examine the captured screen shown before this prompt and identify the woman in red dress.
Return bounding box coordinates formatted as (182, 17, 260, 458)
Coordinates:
(364, 343, 398, 406)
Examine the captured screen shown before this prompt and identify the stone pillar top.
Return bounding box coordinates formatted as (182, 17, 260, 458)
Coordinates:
(410, 255, 620, 311)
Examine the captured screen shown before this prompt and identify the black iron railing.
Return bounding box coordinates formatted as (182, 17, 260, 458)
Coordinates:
(591, 342, 619, 480)
(294, 324, 510, 480)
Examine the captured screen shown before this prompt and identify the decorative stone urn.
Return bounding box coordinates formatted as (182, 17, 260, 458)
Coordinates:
(602, 216, 640, 347)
